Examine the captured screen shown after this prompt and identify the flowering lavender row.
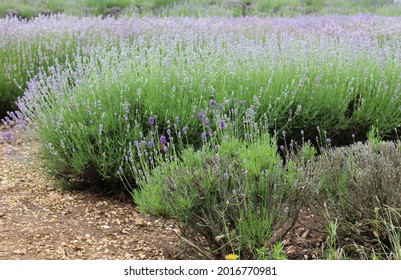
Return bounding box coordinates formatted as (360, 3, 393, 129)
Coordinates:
(3, 14, 401, 39)
(2, 14, 401, 114)
(2, 14, 401, 185)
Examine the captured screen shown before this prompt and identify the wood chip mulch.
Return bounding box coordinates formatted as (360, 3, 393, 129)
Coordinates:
(0, 128, 186, 260)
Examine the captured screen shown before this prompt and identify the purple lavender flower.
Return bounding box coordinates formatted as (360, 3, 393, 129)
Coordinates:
(175, 116, 179, 123)
(201, 132, 207, 141)
(219, 120, 226, 130)
(223, 173, 229, 180)
(160, 135, 167, 145)
(167, 128, 171, 135)
(27, 78, 36, 91)
(198, 110, 205, 121)
(241, 100, 246, 107)
(148, 117, 155, 125)
(147, 140, 153, 149)
(214, 144, 219, 152)
(280, 145, 285, 151)
(204, 118, 210, 126)
(210, 99, 216, 108)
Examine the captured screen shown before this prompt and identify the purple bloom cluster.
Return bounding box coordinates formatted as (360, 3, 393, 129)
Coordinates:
(219, 120, 226, 130)
(160, 135, 167, 145)
(198, 110, 205, 121)
(147, 140, 153, 149)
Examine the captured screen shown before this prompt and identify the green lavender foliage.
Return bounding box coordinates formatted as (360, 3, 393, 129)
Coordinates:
(133, 122, 308, 259)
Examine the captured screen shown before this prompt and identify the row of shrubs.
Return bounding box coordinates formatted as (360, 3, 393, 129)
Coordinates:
(4, 16, 401, 187)
(3, 88, 400, 259)
(2, 0, 401, 19)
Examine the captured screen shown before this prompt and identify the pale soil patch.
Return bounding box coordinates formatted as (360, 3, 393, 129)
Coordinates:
(0, 128, 185, 260)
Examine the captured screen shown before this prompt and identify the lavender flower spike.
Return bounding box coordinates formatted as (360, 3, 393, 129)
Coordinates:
(160, 135, 167, 145)
(198, 110, 205, 121)
(219, 120, 226, 130)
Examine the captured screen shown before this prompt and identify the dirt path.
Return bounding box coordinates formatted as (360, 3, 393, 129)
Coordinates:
(0, 129, 185, 260)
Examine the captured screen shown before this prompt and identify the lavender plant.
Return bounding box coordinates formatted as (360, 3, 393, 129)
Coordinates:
(132, 102, 308, 259)
(0, 14, 121, 117)
(308, 139, 401, 259)
(3, 15, 401, 189)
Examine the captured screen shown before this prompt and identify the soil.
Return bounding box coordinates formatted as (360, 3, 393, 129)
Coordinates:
(0, 126, 326, 260)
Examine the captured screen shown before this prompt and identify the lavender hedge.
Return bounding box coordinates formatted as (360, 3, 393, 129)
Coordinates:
(2, 15, 401, 186)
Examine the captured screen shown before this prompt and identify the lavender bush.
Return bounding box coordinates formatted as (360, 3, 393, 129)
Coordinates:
(308, 138, 401, 259)
(0, 14, 120, 117)
(131, 108, 308, 259)
(3, 15, 401, 189)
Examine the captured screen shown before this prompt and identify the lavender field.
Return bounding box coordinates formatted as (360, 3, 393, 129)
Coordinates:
(1, 13, 401, 259)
